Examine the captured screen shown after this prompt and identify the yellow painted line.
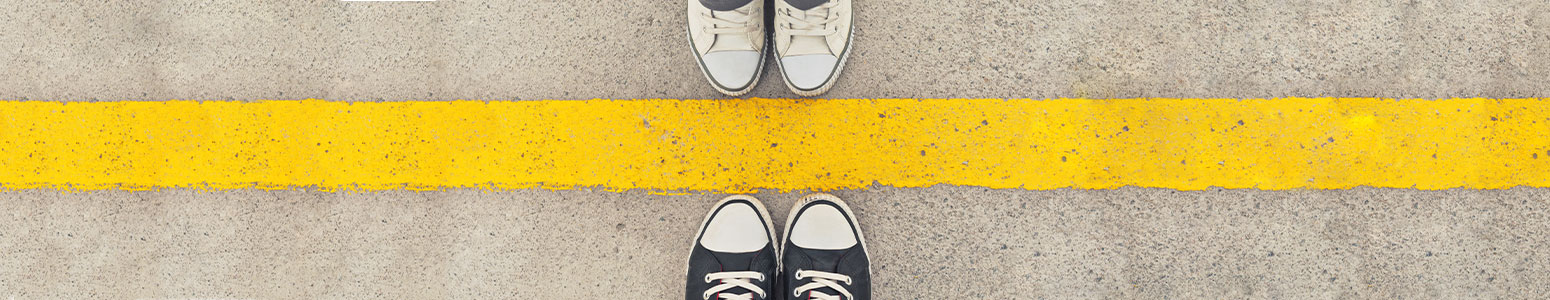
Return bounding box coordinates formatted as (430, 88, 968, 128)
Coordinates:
(1, 98, 1546, 192)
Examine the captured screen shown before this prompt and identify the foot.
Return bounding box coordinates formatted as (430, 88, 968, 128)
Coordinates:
(773, 0, 853, 97)
(686, 195, 779, 300)
(688, 0, 767, 97)
(780, 193, 870, 300)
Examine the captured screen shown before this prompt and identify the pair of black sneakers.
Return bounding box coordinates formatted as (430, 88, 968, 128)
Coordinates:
(685, 194, 871, 300)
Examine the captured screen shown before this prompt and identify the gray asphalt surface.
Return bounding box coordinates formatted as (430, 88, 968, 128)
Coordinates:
(2, 0, 1549, 298)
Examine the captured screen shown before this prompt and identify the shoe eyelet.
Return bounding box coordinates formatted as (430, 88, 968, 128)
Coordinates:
(704, 275, 712, 283)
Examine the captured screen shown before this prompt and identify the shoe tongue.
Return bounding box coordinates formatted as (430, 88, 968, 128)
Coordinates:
(800, 288, 845, 300)
(709, 35, 755, 52)
(785, 36, 830, 56)
(797, 278, 846, 300)
(794, 249, 854, 299)
(710, 251, 769, 299)
(712, 251, 762, 270)
(707, 11, 756, 53)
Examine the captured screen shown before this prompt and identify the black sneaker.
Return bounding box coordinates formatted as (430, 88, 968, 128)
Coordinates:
(687, 195, 780, 300)
(780, 193, 870, 300)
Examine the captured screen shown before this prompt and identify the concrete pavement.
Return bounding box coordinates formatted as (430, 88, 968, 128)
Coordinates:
(4, 188, 1548, 298)
(1, 0, 1546, 100)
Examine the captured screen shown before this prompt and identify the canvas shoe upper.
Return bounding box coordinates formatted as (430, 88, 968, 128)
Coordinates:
(688, 0, 767, 96)
(773, 0, 853, 96)
(687, 195, 780, 300)
(780, 193, 871, 300)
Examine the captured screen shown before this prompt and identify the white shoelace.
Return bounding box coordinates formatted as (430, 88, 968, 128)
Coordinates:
(792, 269, 852, 300)
(703, 271, 767, 300)
(778, 2, 840, 37)
(700, 6, 755, 36)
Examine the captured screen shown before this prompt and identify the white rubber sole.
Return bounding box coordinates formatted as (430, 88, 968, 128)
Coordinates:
(683, 195, 780, 285)
(778, 193, 872, 278)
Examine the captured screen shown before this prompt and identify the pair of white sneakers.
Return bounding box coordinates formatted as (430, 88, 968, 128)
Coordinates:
(688, 0, 854, 97)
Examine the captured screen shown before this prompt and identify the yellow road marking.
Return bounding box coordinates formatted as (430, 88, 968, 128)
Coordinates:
(1, 98, 1546, 192)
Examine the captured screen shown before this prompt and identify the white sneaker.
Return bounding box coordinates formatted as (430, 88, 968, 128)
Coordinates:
(773, 0, 853, 97)
(688, 0, 767, 97)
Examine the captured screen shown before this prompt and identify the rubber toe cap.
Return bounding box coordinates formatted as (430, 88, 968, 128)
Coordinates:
(780, 54, 839, 91)
(701, 51, 762, 90)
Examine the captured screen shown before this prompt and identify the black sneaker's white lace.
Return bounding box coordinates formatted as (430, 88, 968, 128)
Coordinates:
(703, 271, 766, 300)
(792, 269, 852, 300)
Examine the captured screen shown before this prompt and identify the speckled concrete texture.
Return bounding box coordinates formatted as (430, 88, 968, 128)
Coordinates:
(3, 0, 1550, 298)
(0, 0, 1546, 100)
(2, 188, 1548, 298)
